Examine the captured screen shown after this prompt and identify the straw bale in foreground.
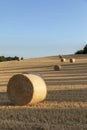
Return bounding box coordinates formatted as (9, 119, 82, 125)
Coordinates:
(7, 73, 47, 106)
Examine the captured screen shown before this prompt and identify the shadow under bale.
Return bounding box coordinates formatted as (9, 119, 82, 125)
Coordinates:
(0, 92, 13, 106)
(46, 88, 87, 102)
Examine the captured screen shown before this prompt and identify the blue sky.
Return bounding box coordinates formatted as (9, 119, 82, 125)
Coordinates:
(0, 0, 87, 58)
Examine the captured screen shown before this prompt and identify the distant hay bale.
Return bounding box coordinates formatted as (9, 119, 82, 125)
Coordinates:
(61, 58, 66, 62)
(54, 65, 61, 71)
(7, 73, 47, 106)
(70, 58, 75, 63)
(59, 55, 63, 59)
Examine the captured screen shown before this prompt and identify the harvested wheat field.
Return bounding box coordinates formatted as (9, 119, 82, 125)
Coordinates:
(0, 54, 87, 130)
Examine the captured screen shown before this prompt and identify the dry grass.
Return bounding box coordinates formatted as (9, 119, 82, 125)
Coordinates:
(0, 54, 87, 130)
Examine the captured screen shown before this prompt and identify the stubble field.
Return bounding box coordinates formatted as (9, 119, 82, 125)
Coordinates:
(0, 54, 87, 130)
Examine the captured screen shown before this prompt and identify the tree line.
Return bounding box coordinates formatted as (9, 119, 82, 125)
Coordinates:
(0, 56, 20, 62)
(75, 44, 87, 54)
(0, 44, 87, 62)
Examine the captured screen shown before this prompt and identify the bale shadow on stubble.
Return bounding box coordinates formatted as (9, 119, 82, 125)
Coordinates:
(0, 92, 13, 106)
(0, 88, 87, 106)
(46, 88, 87, 102)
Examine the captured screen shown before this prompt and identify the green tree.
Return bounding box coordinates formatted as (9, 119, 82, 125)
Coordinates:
(21, 57, 24, 60)
(75, 44, 87, 54)
(0, 56, 6, 62)
(0, 56, 20, 62)
(75, 50, 83, 54)
(83, 44, 87, 54)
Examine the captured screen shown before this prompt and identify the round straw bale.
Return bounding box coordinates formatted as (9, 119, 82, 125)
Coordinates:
(54, 65, 61, 71)
(61, 58, 66, 62)
(59, 55, 63, 59)
(7, 73, 47, 106)
(70, 58, 75, 63)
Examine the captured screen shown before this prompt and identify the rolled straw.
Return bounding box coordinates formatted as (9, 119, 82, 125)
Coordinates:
(7, 73, 47, 106)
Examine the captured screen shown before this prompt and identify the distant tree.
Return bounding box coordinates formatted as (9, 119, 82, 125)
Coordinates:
(75, 44, 87, 54)
(6, 57, 12, 61)
(13, 56, 19, 61)
(0, 56, 5, 62)
(21, 57, 24, 60)
(75, 50, 83, 54)
(0, 56, 20, 62)
(83, 44, 87, 54)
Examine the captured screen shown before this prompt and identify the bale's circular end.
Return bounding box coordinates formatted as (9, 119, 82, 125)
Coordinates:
(7, 74, 33, 105)
(61, 58, 66, 62)
(70, 58, 75, 63)
(54, 65, 61, 71)
(7, 73, 47, 106)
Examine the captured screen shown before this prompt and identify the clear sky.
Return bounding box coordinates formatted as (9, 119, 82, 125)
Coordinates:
(0, 0, 87, 59)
